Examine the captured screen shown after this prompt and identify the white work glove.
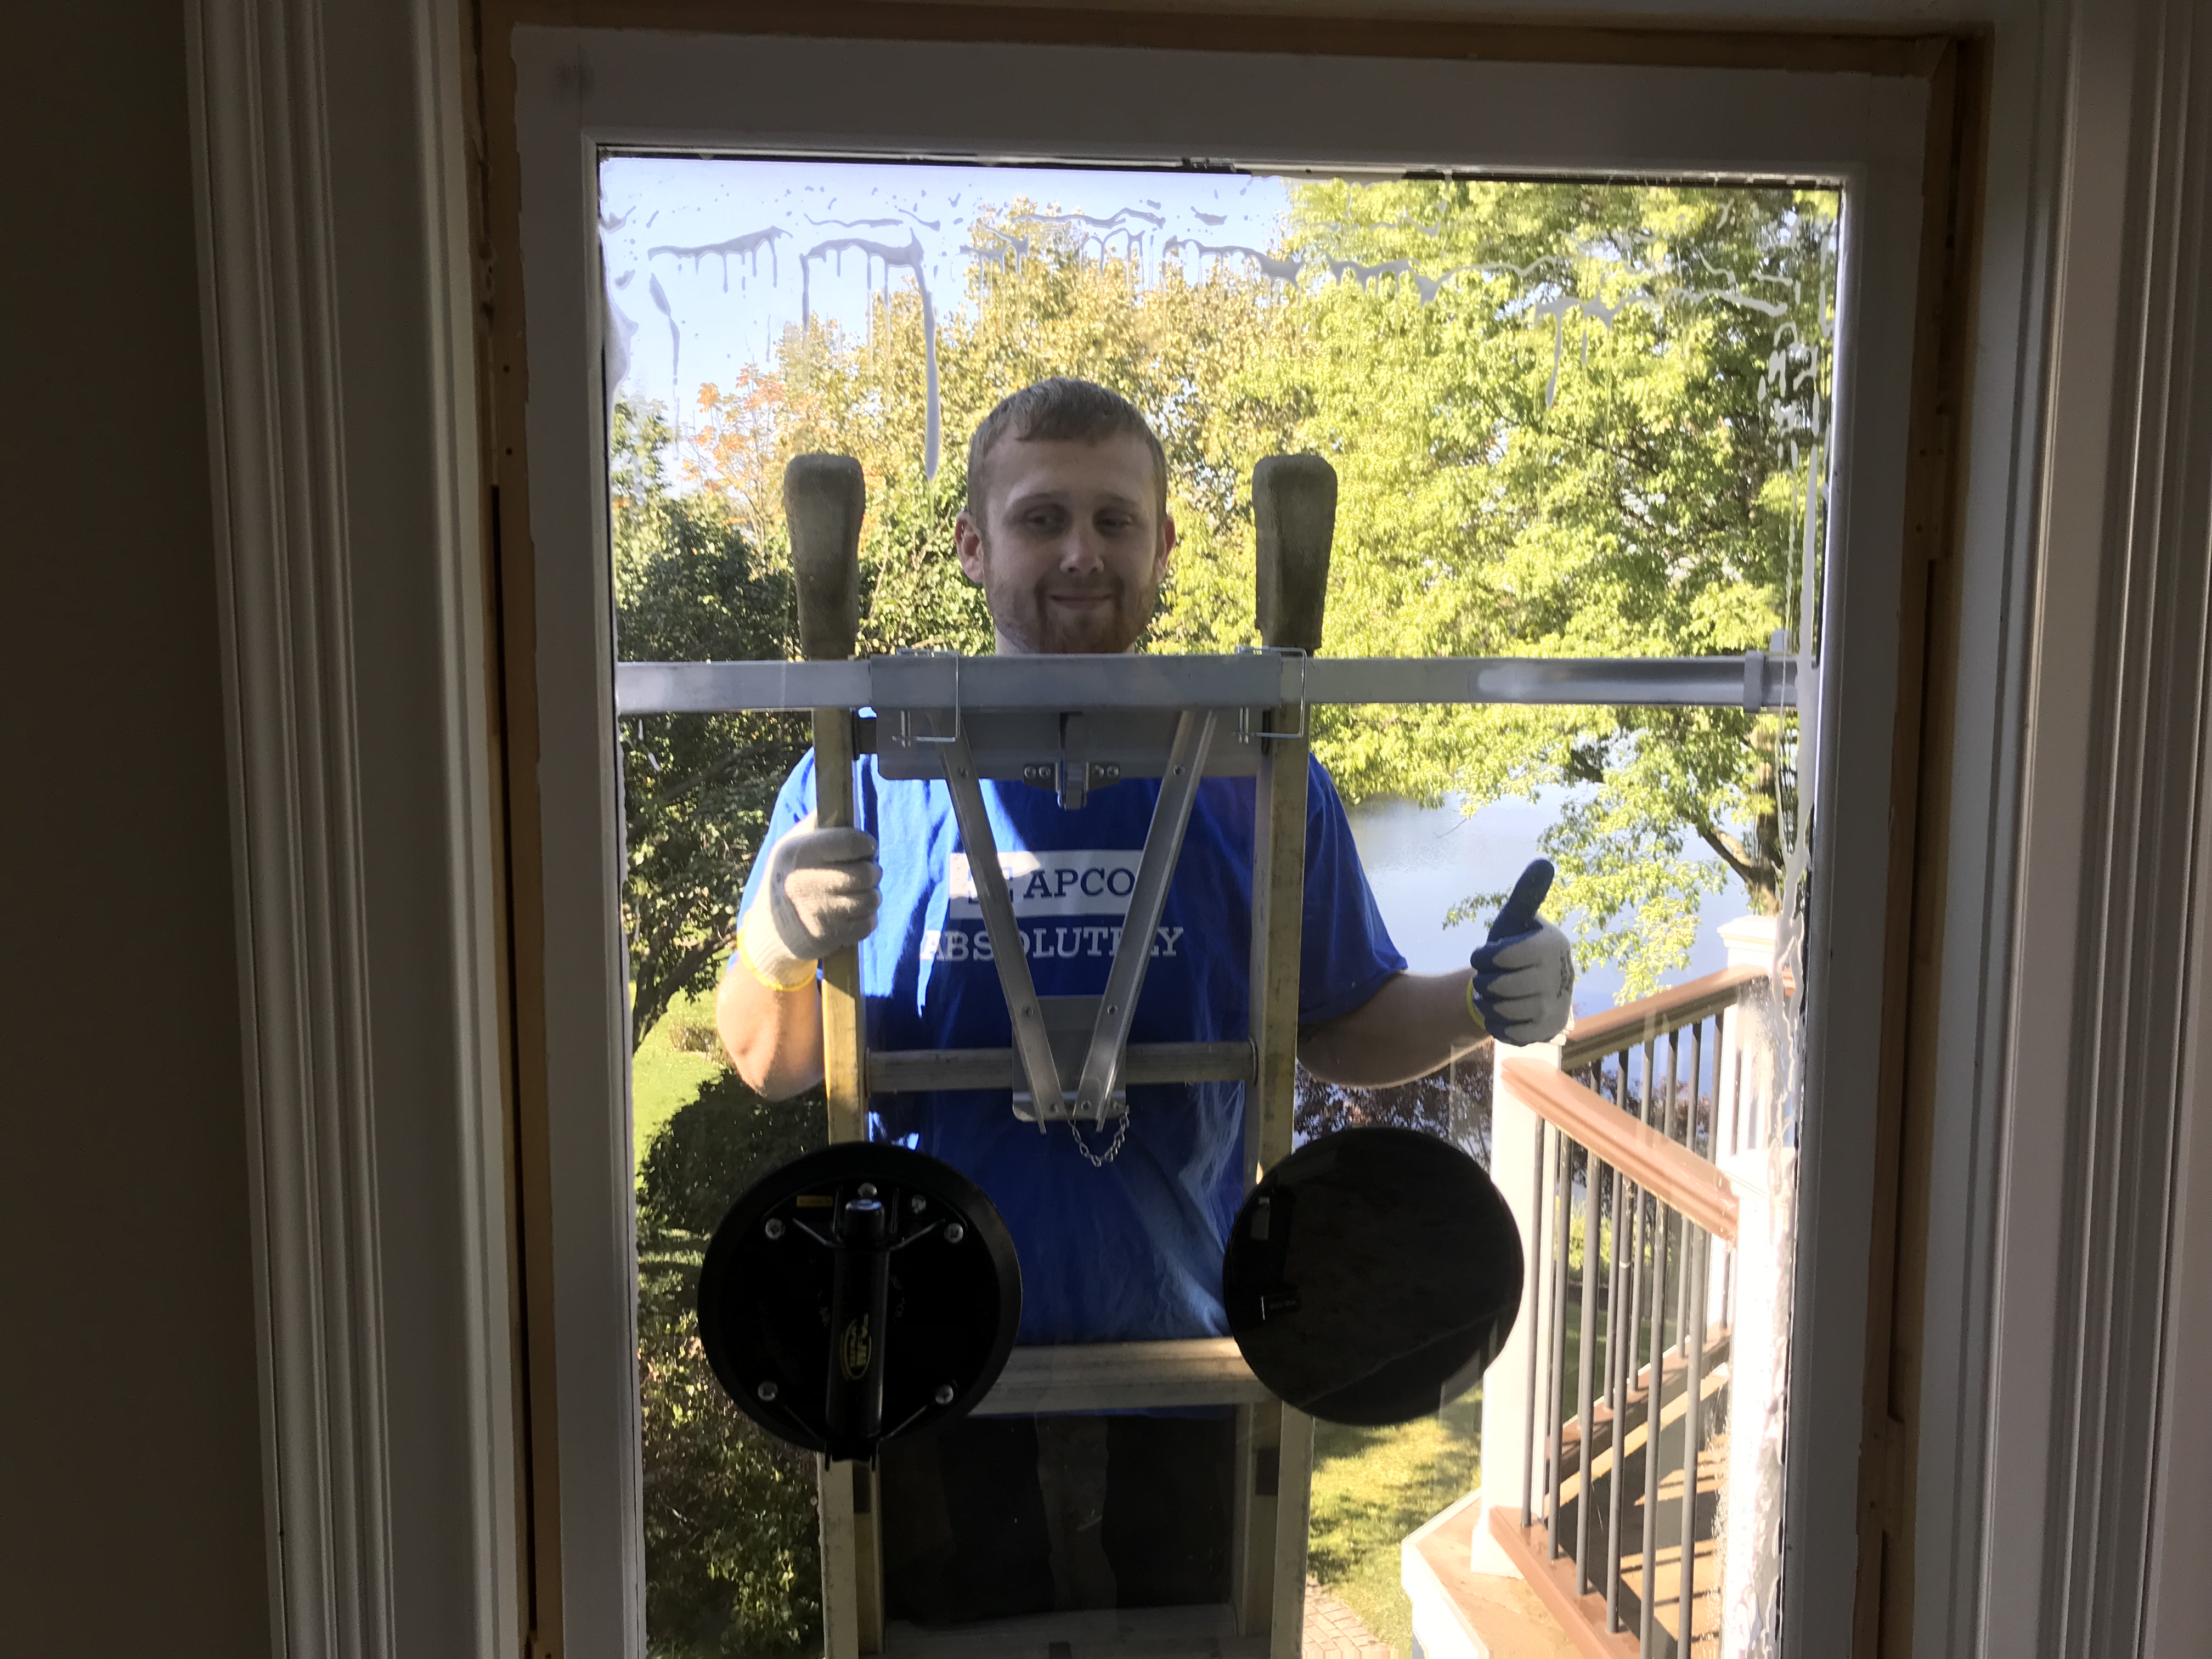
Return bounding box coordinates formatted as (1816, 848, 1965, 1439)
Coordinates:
(1468, 859, 1576, 1046)
(736, 813, 881, 992)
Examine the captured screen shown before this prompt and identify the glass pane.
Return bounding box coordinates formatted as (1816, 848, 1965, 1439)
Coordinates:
(607, 153, 1832, 1658)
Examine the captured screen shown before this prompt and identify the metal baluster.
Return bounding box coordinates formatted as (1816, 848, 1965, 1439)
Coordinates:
(1726, 1003, 1743, 1156)
(1645, 1040, 1663, 1357)
(1742, 987, 1760, 1150)
(1712, 1014, 1736, 1329)
(1691, 1019, 1706, 1160)
(1523, 1120, 1549, 1529)
(1574, 1144, 1604, 1594)
(1621, 1043, 1654, 1650)
(1639, 1192, 1666, 1659)
(1669, 1031, 1691, 1358)
(1547, 1121, 1572, 1558)
(1608, 1045, 1639, 1633)
(1679, 1228, 1709, 1655)
(1671, 1026, 1687, 1142)
(1605, 1163, 1633, 1630)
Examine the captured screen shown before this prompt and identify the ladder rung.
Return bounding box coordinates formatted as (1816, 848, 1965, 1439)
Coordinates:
(974, 1339, 1269, 1416)
(868, 1041, 1255, 1093)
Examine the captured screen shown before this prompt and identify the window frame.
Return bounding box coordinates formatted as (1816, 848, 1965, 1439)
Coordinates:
(507, 29, 1929, 1655)
(188, 0, 2212, 1650)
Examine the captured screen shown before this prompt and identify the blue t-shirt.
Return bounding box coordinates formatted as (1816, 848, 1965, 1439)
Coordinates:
(733, 754, 1404, 1345)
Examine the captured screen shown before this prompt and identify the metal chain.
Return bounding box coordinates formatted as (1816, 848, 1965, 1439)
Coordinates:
(1067, 1111, 1130, 1168)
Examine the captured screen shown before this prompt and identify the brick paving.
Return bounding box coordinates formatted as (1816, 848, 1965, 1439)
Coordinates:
(1302, 1579, 1394, 1659)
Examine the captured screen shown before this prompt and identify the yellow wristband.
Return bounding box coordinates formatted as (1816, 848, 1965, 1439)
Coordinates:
(1465, 977, 1489, 1039)
(738, 902, 818, 994)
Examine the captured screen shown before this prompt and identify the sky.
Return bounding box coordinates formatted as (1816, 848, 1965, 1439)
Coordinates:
(599, 156, 1296, 431)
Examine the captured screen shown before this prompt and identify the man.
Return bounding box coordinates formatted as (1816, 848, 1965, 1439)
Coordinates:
(719, 378, 1573, 1623)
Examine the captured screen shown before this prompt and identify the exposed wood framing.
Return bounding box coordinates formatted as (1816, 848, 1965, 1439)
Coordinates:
(467, 0, 568, 1646)
(1849, 35, 1989, 1659)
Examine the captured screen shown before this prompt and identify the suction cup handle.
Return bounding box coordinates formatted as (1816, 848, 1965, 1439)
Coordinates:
(823, 1194, 892, 1459)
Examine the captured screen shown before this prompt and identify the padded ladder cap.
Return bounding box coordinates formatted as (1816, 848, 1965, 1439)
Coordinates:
(1253, 454, 1336, 653)
(785, 453, 866, 661)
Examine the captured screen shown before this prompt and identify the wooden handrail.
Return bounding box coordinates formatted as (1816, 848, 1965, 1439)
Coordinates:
(1502, 1059, 1740, 1245)
(1556, 963, 1766, 1072)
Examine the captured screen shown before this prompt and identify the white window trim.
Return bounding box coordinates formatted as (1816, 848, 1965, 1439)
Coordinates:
(188, 0, 517, 1654)
(1940, 5, 2212, 1658)
(512, 29, 1927, 1656)
(186, 0, 2212, 1653)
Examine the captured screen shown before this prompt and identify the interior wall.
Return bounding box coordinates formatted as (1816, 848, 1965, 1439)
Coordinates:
(0, 4, 272, 1655)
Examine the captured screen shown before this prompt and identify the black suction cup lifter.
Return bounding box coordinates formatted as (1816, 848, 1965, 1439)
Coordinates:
(697, 1142, 1022, 1463)
(1223, 1126, 1523, 1427)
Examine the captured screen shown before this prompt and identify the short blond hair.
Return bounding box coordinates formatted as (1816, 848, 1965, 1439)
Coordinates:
(966, 378, 1167, 521)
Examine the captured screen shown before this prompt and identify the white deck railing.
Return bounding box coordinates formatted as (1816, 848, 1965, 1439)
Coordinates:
(1408, 917, 1784, 1659)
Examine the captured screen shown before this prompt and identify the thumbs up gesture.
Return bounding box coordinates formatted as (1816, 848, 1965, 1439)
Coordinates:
(1468, 859, 1576, 1045)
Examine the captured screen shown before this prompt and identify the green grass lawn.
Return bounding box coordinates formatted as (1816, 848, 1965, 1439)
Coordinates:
(630, 989, 727, 1174)
(1304, 1294, 1597, 1657)
(1307, 1389, 1483, 1658)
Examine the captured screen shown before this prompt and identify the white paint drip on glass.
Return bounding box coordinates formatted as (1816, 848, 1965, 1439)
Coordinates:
(598, 158, 1833, 479)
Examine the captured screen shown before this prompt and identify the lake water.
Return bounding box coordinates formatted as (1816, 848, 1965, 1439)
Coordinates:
(1344, 794, 1753, 1016)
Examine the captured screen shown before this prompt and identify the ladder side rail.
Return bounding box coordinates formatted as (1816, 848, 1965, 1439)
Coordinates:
(1235, 455, 1333, 1654)
(786, 455, 883, 1657)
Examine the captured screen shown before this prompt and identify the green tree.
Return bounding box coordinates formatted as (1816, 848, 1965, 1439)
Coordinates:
(684, 205, 1301, 660)
(619, 401, 828, 1654)
(637, 1073, 827, 1658)
(678, 183, 1832, 995)
(1254, 182, 1830, 988)
(615, 401, 811, 1049)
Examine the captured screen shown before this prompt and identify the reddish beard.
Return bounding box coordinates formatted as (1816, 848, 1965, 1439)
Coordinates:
(995, 567, 1156, 653)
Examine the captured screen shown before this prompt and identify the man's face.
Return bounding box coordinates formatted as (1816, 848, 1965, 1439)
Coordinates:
(955, 435, 1175, 654)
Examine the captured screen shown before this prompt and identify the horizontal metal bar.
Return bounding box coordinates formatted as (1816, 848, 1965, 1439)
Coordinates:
(867, 1040, 1256, 1093)
(1302, 653, 1794, 709)
(873, 708, 1262, 781)
(620, 658, 873, 713)
(614, 651, 1798, 715)
(974, 1338, 1268, 1415)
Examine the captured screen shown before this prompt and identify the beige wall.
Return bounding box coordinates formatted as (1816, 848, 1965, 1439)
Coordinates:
(0, 4, 272, 1654)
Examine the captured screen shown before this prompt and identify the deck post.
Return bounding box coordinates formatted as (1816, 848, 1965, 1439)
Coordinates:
(1714, 915, 1779, 1156)
(1717, 921, 1785, 1657)
(1472, 1035, 1563, 1576)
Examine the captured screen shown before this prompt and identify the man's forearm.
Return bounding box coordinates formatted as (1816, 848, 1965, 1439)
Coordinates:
(1297, 969, 1488, 1087)
(717, 967, 826, 1098)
